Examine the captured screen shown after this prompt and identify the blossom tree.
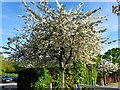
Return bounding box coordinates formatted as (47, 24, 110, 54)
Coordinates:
(1, 0, 113, 88)
(97, 59, 118, 85)
(97, 59, 118, 74)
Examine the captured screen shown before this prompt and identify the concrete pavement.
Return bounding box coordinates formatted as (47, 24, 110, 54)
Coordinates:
(105, 83, 120, 89)
(0, 83, 17, 90)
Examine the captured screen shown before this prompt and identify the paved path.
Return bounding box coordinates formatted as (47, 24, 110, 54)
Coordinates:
(0, 83, 17, 90)
(105, 83, 120, 89)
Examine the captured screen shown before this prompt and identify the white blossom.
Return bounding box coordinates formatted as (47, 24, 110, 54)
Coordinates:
(97, 59, 118, 74)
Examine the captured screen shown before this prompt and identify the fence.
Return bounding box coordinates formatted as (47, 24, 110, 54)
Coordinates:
(50, 83, 120, 90)
(97, 76, 120, 85)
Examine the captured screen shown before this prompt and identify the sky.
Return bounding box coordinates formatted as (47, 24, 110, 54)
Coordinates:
(0, 1, 119, 57)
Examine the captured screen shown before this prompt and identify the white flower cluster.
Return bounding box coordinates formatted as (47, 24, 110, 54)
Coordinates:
(1, 0, 108, 67)
(97, 59, 118, 74)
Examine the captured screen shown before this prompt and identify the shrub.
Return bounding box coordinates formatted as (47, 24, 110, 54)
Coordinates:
(17, 67, 52, 90)
(17, 68, 38, 90)
(5, 66, 16, 73)
(17, 64, 98, 89)
(67, 61, 97, 86)
(71, 61, 89, 85)
(34, 67, 52, 90)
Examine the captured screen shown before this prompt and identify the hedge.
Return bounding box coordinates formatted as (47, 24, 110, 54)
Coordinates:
(17, 64, 98, 89)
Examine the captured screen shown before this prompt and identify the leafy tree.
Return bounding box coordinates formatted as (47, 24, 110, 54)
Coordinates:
(0, 56, 16, 73)
(103, 48, 120, 64)
(0, 55, 4, 74)
(1, 0, 116, 88)
(102, 48, 120, 82)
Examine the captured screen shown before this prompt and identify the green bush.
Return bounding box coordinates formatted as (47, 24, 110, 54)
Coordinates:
(48, 62, 98, 89)
(34, 67, 52, 90)
(67, 61, 98, 86)
(71, 61, 89, 85)
(17, 63, 98, 89)
(17, 67, 52, 90)
(17, 68, 38, 90)
(51, 71, 62, 89)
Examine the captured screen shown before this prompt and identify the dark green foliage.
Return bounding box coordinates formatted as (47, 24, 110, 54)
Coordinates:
(17, 67, 52, 90)
(103, 48, 120, 64)
(72, 61, 89, 84)
(34, 67, 52, 90)
(51, 73, 62, 89)
(48, 66, 62, 89)
(17, 63, 98, 89)
(17, 68, 39, 90)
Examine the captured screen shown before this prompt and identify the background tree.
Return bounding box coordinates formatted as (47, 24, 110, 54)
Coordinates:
(1, 0, 113, 89)
(97, 59, 118, 85)
(103, 48, 120, 64)
(102, 48, 120, 82)
(0, 55, 16, 73)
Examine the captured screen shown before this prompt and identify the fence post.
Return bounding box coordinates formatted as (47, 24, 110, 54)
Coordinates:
(74, 84, 78, 90)
(50, 83, 52, 90)
(78, 84, 82, 90)
(92, 77, 94, 85)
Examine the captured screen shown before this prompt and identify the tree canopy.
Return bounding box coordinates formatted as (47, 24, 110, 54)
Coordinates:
(1, 1, 113, 88)
(0, 55, 16, 73)
(103, 48, 120, 64)
(2, 1, 108, 67)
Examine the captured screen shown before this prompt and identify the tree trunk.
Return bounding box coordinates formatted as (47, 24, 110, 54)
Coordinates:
(103, 74, 106, 85)
(114, 74, 116, 83)
(62, 69, 65, 90)
(104, 75, 106, 85)
(103, 73, 105, 86)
